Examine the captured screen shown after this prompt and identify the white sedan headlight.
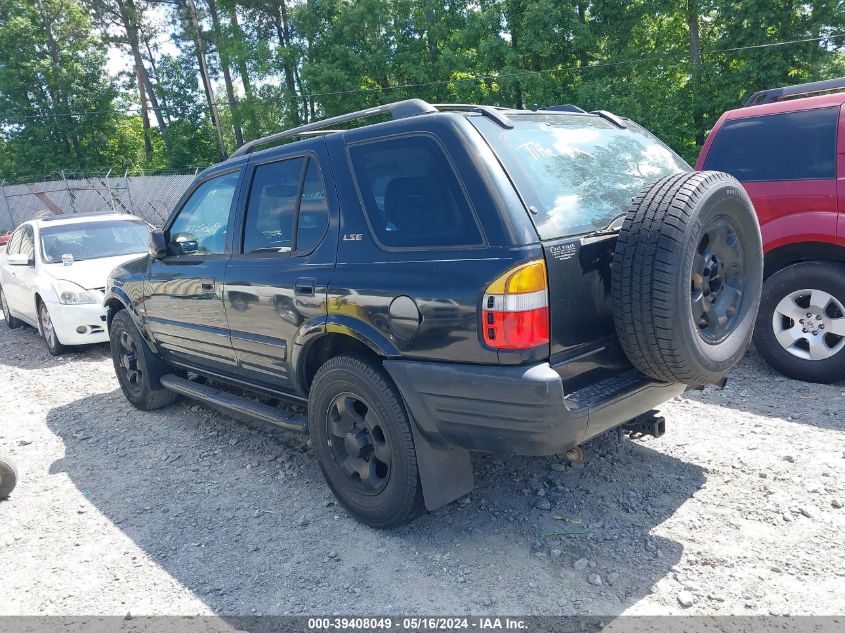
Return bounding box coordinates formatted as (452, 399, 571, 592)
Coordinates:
(52, 279, 99, 305)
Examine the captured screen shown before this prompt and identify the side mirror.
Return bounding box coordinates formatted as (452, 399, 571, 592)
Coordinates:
(148, 229, 168, 260)
(6, 253, 32, 266)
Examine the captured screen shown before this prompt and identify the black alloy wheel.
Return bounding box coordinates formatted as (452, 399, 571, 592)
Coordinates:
(326, 392, 392, 494)
(691, 215, 746, 344)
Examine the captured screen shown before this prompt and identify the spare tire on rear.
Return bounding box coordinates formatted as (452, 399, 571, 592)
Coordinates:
(611, 171, 762, 386)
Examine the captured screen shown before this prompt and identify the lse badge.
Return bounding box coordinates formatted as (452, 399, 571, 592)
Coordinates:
(343, 233, 363, 241)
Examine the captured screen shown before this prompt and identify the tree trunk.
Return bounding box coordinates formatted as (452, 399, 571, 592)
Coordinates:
(576, 1, 589, 68)
(272, 3, 300, 125)
(118, 0, 153, 161)
(207, 0, 244, 146)
(143, 37, 172, 127)
(228, 7, 255, 101)
(278, 0, 307, 119)
(227, 6, 258, 140)
(184, 0, 228, 160)
(141, 36, 171, 139)
(33, 0, 83, 163)
(686, 0, 705, 147)
(134, 61, 154, 160)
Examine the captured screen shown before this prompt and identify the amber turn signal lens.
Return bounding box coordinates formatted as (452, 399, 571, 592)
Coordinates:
(485, 260, 547, 295)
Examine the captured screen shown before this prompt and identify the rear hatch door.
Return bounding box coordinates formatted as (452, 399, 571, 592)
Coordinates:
(542, 232, 629, 389)
(468, 112, 691, 389)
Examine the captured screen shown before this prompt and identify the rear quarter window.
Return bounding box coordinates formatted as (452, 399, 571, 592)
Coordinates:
(703, 107, 838, 181)
(348, 134, 483, 249)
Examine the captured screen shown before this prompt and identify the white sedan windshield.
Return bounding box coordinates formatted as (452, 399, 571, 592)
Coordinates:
(40, 220, 149, 263)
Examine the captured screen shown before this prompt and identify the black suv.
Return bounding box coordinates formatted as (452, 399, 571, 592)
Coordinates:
(105, 99, 763, 527)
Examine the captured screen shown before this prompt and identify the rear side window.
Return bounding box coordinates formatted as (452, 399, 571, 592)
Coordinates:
(296, 159, 330, 253)
(348, 135, 483, 249)
(241, 156, 330, 255)
(242, 158, 305, 254)
(703, 107, 838, 181)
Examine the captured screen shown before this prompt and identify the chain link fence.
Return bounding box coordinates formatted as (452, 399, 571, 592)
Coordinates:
(0, 170, 199, 231)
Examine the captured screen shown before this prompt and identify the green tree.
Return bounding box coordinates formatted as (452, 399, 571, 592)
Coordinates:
(0, 0, 120, 180)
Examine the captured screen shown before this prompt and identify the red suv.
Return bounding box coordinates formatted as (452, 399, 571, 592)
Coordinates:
(696, 78, 845, 383)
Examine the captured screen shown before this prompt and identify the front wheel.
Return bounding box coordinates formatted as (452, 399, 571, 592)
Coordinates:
(109, 310, 178, 410)
(753, 262, 845, 383)
(38, 301, 66, 356)
(308, 355, 425, 528)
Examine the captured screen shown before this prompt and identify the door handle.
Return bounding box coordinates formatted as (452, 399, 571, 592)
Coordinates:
(201, 282, 214, 292)
(295, 277, 316, 296)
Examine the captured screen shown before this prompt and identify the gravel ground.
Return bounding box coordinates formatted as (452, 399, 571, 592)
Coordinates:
(1, 315, 844, 617)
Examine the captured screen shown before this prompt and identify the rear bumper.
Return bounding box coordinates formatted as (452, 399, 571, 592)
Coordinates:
(383, 360, 685, 456)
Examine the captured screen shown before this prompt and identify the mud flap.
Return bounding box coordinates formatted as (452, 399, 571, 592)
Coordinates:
(409, 415, 474, 511)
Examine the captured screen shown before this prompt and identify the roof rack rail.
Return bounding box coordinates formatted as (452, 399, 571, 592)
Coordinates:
(230, 98, 437, 158)
(432, 104, 514, 129)
(591, 110, 627, 128)
(744, 77, 845, 107)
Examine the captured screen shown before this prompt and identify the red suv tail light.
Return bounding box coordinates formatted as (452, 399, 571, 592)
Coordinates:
(482, 260, 549, 349)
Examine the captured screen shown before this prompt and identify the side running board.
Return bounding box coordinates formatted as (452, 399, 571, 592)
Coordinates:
(159, 374, 307, 433)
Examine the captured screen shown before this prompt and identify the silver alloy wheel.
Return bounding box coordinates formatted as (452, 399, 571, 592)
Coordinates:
(772, 288, 845, 360)
(1, 290, 9, 321)
(39, 302, 56, 348)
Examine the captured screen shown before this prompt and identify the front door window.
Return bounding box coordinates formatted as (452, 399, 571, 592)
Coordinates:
(168, 171, 240, 256)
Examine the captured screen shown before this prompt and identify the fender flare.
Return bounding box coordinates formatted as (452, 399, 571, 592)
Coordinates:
(103, 290, 161, 355)
(291, 313, 399, 395)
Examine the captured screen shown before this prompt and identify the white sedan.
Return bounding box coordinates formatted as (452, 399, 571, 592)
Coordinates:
(0, 213, 150, 355)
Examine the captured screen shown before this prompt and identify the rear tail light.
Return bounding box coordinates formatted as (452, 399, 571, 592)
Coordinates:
(482, 259, 549, 349)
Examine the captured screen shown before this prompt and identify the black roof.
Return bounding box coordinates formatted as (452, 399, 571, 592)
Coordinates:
(227, 99, 625, 160)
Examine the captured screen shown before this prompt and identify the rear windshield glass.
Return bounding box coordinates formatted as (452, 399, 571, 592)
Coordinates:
(473, 114, 690, 240)
(40, 219, 149, 263)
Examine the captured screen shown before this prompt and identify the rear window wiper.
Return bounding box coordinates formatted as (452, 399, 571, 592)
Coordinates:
(583, 212, 628, 238)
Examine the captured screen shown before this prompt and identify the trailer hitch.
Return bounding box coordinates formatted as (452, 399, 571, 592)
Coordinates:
(624, 410, 666, 439)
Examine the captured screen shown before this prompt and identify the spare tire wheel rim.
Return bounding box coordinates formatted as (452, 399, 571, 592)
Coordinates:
(326, 392, 391, 495)
(690, 215, 746, 344)
(772, 289, 845, 361)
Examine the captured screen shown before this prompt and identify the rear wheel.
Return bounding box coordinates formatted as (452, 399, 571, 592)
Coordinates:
(753, 262, 845, 383)
(308, 355, 424, 528)
(0, 457, 17, 499)
(109, 310, 178, 410)
(612, 171, 763, 385)
(38, 300, 66, 356)
(0, 288, 22, 329)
